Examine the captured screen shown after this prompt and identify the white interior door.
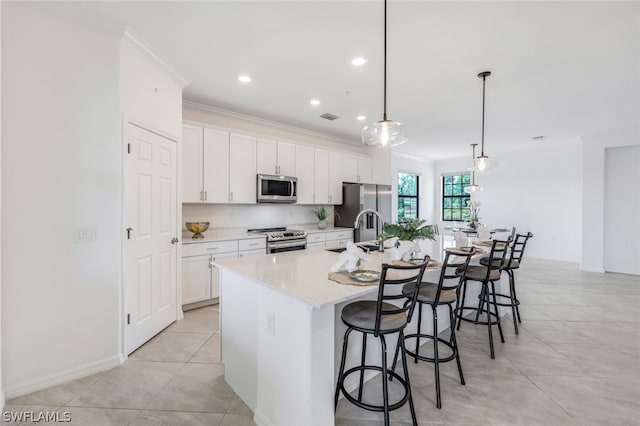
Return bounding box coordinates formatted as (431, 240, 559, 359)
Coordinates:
(124, 123, 178, 355)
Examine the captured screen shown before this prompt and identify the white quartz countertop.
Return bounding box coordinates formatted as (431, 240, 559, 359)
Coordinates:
(182, 229, 263, 244)
(182, 226, 353, 244)
(215, 247, 383, 308)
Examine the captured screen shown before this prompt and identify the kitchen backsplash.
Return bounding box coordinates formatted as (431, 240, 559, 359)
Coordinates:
(182, 204, 335, 230)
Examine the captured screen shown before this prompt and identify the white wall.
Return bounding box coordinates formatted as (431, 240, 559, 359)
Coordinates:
(582, 133, 640, 272)
(604, 146, 640, 274)
(183, 204, 334, 230)
(2, 4, 122, 397)
(0, 1, 3, 408)
(391, 152, 436, 224)
(433, 141, 583, 262)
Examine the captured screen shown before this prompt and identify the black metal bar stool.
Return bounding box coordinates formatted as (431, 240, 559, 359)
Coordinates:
(334, 259, 429, 426)
(390, 247, 475, 409)
(455, 238, 510, 359)
(479, 232, 534, 334)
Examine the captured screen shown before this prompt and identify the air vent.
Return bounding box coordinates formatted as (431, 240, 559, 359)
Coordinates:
(320, 113, 339, 121)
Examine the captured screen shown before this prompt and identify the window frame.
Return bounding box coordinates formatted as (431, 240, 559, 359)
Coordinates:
(441, 173, 471, 222)
(397, 172, 420, 223)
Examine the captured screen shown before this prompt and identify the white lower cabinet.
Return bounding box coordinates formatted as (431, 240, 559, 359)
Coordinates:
(307, 232, 326, 248)
(182, 240, 238, 306)
(325, 230, 354, 247)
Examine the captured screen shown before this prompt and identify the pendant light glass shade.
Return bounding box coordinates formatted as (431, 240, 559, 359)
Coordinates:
(470, 71, 497, 172)
(361, 0, 407, 148)
(362, 120, 407, 148)
(464, 143, 482, 193)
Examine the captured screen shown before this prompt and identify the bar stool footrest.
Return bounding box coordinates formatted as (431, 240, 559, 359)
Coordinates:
(404, 333, 456, 363)
(480, 292, 520, 307)
(456, 306, 501, 326)
(340, 365, 410, 412)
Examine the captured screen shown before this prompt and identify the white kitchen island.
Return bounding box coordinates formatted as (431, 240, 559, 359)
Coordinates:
(215, 240, 498, 426)
(216, 248, 381, 426)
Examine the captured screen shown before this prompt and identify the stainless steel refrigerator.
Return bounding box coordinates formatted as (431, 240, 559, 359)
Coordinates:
(335, 183, 392, 242)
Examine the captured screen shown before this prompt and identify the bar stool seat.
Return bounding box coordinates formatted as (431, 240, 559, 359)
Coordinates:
(342, 301, 408, 333)
(464, 265, 501, 281)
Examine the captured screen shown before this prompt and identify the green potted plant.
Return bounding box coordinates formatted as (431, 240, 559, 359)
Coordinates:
(380, 219, 436, 243)
(313, 206, 328, 229)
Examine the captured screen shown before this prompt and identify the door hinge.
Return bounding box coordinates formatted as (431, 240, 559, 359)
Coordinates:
(127, 143, 131, 154)
(127, 313, 130, 325)
(126, 227, 132, 239)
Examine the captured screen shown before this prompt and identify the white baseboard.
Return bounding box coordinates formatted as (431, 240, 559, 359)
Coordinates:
(253, 408, 275, 426)
(4, 354, 123, 400)
(0, 389, 5, 411)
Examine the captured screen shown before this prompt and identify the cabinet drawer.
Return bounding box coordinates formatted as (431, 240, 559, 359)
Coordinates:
(238, 238, 266, 251)
(325, 230, 353, 242)
(307, 233, 326, 244)
(238, 248, 267, 257)
(183, 240, 238, 257)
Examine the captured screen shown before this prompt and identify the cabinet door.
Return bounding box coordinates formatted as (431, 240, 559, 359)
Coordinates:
(295, 145, 315, 204)
(182, 255, 212, 304)
(358, 156, 373, 183)
(314, 149, 330, 205)
(203, 128, 229, 203)
(329, 151, 343, 205)
(229, 133, 257, 204)
(342, 153, 358, 183)
(210, 251, 238, 299)
(256, 138, 277, 175)
(182, 125, 203, 203)
(277, 141, 296, 177)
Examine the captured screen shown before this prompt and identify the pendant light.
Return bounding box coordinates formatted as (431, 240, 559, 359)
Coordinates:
(361, 0, 407, 148)
(471, 71, 497, 171)
(464, 144, 481, 193)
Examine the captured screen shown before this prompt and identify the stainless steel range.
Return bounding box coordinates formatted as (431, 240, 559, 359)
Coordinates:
(248, 227, 307, 254)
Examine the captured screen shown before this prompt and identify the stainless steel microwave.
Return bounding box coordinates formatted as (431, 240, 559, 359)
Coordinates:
(257, 174, 297, 203)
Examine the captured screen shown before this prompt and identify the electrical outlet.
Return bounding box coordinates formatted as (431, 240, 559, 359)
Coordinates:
(74, 226, 97, 243)
(266, 312, 275, 335)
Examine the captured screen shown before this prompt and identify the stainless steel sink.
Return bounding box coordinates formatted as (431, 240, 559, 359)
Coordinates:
(325, 243, 380, 254)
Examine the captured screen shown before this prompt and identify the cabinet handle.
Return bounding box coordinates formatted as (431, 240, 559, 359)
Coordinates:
(249, 243, 259, 246)
(200, 190, 203, 201)
(206, 247, 220, 251)
(328, 195, 332, 203)
(229, 192, 233, 202)
(204, 190, 207, 201)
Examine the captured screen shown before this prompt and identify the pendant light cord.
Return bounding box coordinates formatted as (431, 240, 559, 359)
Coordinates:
(480, 74, 486, 156)
(383, 0, 387, 121)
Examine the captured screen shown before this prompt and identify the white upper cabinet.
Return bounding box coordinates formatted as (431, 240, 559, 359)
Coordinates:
(229, 133, 257, 204)
(358, 156, 373, 183)
(277, 142, 296, 176)
(203, 128, 229, 203)
(257, 139, 296, 176)
(342, 153, 373, 183)
(182, 124, 203, 203)
(329, 151, 343, 205)
(295, 145, 315, 204)
(314, 149, 330, 205)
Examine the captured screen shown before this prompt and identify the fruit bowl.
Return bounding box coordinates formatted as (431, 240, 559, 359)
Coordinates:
(186, 222, 210, 239)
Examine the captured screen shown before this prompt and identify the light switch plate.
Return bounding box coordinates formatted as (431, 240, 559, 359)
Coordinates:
(74, 226, 97, 243)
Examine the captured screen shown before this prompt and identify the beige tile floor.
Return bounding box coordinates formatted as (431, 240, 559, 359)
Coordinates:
(4, 258, 640, 425)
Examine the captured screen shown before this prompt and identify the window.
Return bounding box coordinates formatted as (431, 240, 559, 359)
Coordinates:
(398, 173, 419, 222)
(442, 174, 471, 221)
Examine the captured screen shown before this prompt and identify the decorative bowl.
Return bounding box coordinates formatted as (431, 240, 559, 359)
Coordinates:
(186, 222, 210, 239)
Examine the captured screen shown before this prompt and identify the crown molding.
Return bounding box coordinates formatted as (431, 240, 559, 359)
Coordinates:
(122, 28, 190, 88)
(183, 100, 361, 147)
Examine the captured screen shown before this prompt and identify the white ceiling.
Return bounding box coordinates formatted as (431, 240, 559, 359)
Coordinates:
(40, 1, 640, 160)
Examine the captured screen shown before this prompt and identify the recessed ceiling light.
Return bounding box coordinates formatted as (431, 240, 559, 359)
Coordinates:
(238, 75, 251, 83)
(357, 115, 367, 121)
(310, 99, 321, 106)
(351, 57, 367, 66)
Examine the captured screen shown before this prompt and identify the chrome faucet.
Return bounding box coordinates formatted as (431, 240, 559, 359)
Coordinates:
(354, 209, 385, 253)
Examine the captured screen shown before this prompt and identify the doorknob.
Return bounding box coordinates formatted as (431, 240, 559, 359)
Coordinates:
(170, 237, 179, 244)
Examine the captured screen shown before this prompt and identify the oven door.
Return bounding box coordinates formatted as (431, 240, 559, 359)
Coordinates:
(257, 175, 297, 203)
(268, 239, 307, 254)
